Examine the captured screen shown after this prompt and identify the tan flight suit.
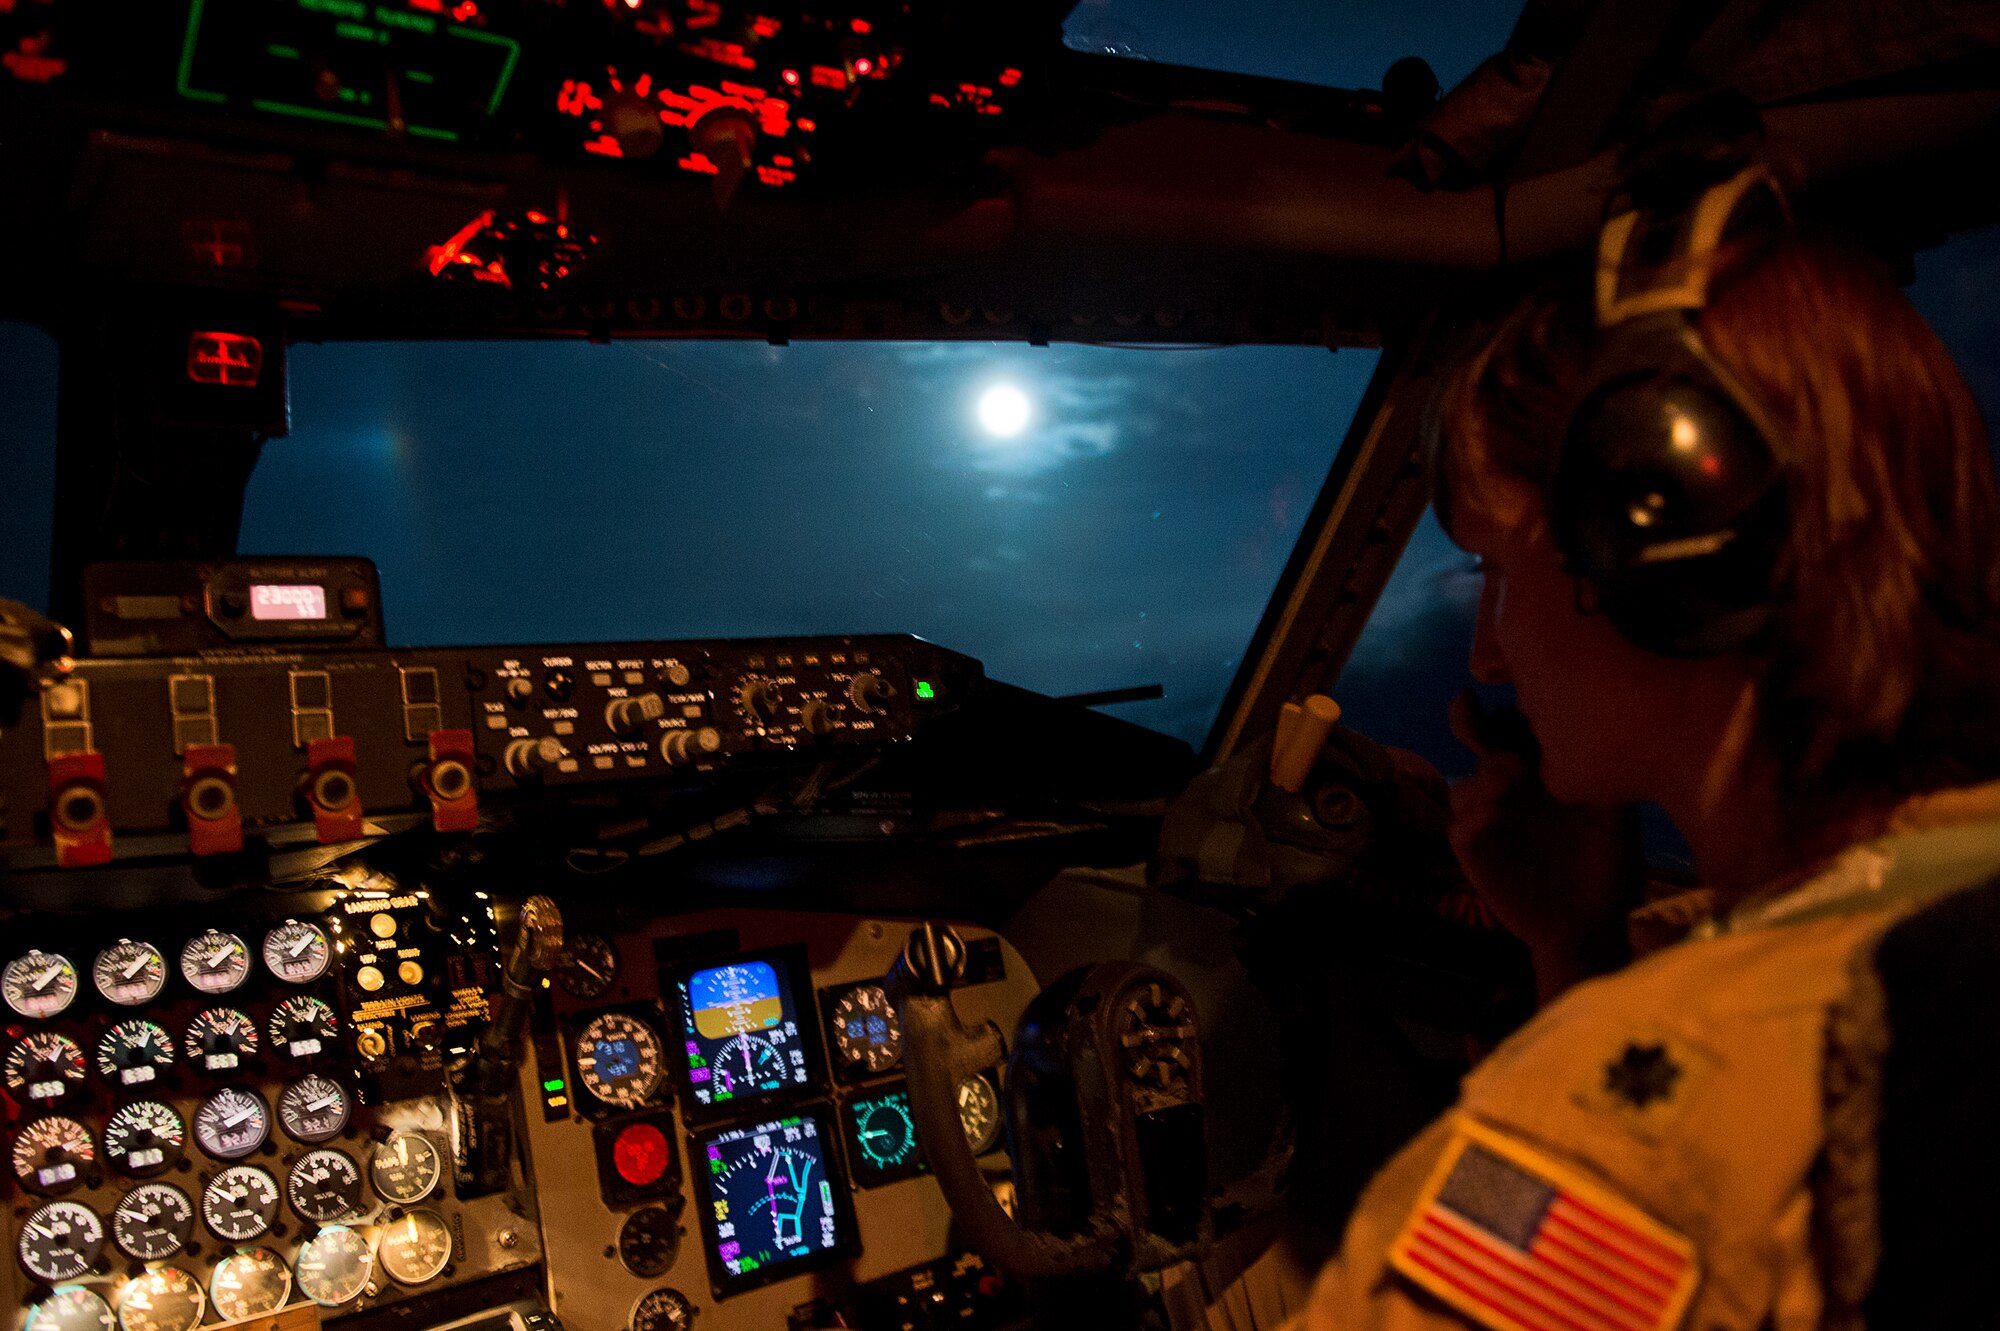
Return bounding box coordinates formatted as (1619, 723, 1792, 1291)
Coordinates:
(1199, 785, 2000, 1331)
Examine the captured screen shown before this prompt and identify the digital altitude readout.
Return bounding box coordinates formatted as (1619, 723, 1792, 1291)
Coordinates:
(248, 584, 326, 621)
(671, 956, 814, 1113)
(693, 1114, 850, 1295)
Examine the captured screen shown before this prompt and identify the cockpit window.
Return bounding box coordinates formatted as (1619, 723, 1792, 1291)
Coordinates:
(0, 320, 58, 612)
(240, 340, 1379, 746)
(1061, 0, 1513, 92)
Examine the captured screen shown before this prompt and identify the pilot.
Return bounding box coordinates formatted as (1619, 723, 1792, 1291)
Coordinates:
(1237, 165, 2000, 1331)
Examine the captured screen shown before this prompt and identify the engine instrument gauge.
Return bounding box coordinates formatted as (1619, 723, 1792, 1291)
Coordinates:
(98, 1021, 176, 1088)
(5, 949, 80, 1018)
(269, 995, 338, 1058)
(13, 1116, 96, 1194)
(26, 1286, 115, 1331)
(370, 1130, 441, 1204)
(956, 1072, 1002, 1155)
(631, 1288, 695, 1331)
(184, 1007, 259, 1072)
(93, 941, 168, 1007)
(287, 1148, 363, 1222)
(103, 1101, 186, 1177)
(377, 1208, 452, 1285)
(827, 982, 903, 1077)
(115, 1265, 204, 1331)
(556, 932, 619, 999)
(6, 1032, 88, 1106)
(179, 931, 250, 995)
(18, 1200, 105, 1282)
(210, 1247, 291, 1321)
(201, 1164, 279, 1241)
(193, 1087, 269, 1159)
(262, 919, 331, 984)
(277, 1074, 351, 1142)
(575, 1011, 665, 1109)
(617, 1205, 679, 1277)
(111, 1182, 195, 1260)
(295, 1225, 373, 1306)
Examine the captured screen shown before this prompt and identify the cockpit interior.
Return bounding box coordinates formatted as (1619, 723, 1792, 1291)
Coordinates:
(1, 3, 1996, 1331)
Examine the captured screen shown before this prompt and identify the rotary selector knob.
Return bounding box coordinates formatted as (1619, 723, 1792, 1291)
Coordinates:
(848, 672, 894, 713)
(505, 677, 535, 705)
(799, 697, 835, 736)
(660, 727, 723, 767)
(605, 692, 666, 735)
(737, 679, 781, 726)
(504, 736, 563, 778)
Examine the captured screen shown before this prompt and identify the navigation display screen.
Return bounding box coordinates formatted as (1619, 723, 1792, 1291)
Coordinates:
(841, 1081, 927, 1187)
(666, 948, 821, 1120)
(692, 1112, 853, 1297)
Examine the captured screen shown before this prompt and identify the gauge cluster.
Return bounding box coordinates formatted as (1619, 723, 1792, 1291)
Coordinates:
(2, 898, 539, 1331)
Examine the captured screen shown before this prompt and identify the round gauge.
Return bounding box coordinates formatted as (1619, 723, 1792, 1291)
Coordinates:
(111, 1182, 196, 1260)
(184, 1007, 259, 1072)
(13, 1116, 96, 1195)
(6, 1032, 88, 1107)
(295, 1225, 373, 1306)
(370, 1130, 442, 1205)
(193, 1087, 269, 1159)
(262, 919, 331, 984)
(18, 1200, 105, 1282)
(97, 1021, 176, 1089)
(956, 1072, 1002, 1155)
(93, 941, 168, 1007)
(115, 1265, 204, 1331)
(277, 1074, 351, 1143)
(103, 1101, 186, 1177)
(631, 1288, 695, 1331)
(269, 995, 338, 1059)
(617, 1206, 679, 1278)
(26, 1286, 115, 1331)
(713, 1032, 785, 1091)
(378, 1208, 452, 1286)
(210, 1247, 291, 1321)
(829, 983, 903, 1076)
(179, 930, 250, 995)
(5, 949, 80, 1019)
(575, 1011, 665, 1109)
(201, 1164, 279, 1241)
(287, 1148, 364, 1223)
(854, 1095, 918, 1170)
(556, 932, 619, 1000)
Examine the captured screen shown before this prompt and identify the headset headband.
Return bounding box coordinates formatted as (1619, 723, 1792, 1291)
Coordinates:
(1594, 165, 1791, 328)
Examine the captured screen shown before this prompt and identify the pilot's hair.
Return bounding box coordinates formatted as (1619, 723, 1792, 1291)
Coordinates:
(1437, 227, 2000, 824)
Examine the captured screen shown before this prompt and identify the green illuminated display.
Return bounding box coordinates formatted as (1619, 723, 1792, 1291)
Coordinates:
(176, 0, 520, 141)
(914, 681, 936, 700)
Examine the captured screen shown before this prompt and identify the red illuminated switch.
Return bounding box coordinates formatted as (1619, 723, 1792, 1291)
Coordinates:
(186, 332, 263, 387)
(47, 752, 112, 867)
(425, 729, 478, 832)
(306, 737, 364, 843)
(182, 744, 243, 857)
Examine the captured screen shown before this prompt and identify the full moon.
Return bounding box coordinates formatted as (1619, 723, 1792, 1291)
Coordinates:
(976, 384, 1032, 437)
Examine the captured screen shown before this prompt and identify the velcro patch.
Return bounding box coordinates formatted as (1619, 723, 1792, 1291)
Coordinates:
(1388, 1118, 1700, 1331)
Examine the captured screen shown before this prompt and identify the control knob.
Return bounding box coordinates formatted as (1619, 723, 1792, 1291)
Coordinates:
(605, 692, 667, 736)
(737, 679, 781, 727)
(799, 697, 835, 737)
(848, 672, 894, 713)
(660, 727, 723, 767)
(504, 736, 563, 778)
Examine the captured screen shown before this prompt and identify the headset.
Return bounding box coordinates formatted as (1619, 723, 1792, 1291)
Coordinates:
(1549, 164, 1794, 658)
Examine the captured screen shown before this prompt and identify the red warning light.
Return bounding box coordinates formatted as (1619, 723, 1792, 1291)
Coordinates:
(853, 56, 873, 76)
(612, 1123, 671, 1186)
(187, 333, 263, 388)
(780, 68, 799, 86)
(999, 67, 1023, 87)
(850, 17, 871, 33)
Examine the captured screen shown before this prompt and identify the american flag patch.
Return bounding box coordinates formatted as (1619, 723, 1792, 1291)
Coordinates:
(1388, 1119, 1699, 1331)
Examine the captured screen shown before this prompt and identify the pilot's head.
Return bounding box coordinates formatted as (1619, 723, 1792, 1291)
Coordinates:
(1436, 224, 2000, 838)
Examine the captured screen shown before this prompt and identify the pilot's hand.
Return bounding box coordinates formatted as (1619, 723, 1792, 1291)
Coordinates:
(1446, 690, 1642, 1005)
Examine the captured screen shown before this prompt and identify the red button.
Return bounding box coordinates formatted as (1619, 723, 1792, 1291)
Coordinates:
(612, 1122, 670, 1186)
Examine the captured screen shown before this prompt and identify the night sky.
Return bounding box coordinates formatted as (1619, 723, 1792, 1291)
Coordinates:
(3, 4, 1997, 772)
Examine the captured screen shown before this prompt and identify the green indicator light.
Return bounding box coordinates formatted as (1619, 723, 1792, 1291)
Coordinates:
(407, 69, 436, 84)
(914, 681, 936, 700)
(542, 1079, 565, 1093)
(268, 44, 302, 59)
(374, 6, 436, 34)
(299, 0, 368, 18)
